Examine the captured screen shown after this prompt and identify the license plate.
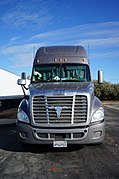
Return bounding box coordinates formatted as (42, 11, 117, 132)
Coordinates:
(53, 141, 67, 148)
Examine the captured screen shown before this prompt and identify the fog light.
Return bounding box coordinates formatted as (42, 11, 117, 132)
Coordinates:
(94, 131, 102, 138)
(20, 132, 27, 138)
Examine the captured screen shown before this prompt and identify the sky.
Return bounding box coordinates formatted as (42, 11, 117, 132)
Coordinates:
(0, 0, 119, 83)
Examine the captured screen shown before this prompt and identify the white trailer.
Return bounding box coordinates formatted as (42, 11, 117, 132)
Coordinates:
(0, 68, 24, 100)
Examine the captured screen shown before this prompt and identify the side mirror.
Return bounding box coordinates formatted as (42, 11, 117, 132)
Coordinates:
(98, 70, 103, 84)
(17, 72, 28, 97)
(17, 79, 26, 85)
(17, 72, 26, 85)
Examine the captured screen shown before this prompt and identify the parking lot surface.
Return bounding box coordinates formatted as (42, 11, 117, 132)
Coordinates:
(0, 105, 119, 179)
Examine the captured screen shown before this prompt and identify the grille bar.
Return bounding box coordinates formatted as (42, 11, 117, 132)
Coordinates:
(32, 95, 87, 124)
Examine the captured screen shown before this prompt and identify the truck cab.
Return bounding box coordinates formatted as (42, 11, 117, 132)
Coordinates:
(17, 46, 105, 147)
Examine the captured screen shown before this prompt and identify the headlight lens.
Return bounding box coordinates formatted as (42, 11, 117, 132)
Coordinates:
(17, 108, 30, 123)
(92, 107, 104, 123)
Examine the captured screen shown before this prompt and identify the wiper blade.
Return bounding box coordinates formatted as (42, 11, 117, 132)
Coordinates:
(62, 78, 87, 82)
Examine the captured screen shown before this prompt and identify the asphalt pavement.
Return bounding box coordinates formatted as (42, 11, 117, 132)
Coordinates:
(0, 105, 119, 179)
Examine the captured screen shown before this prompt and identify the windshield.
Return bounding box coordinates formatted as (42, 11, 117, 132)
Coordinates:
(31, 64, 91, 83)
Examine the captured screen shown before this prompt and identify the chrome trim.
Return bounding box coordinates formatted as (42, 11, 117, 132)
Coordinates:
(32, 95, 88, 125)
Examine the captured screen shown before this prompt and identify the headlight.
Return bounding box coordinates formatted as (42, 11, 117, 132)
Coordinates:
(17, 108, 30, 123)
(92, 107, 104, 123)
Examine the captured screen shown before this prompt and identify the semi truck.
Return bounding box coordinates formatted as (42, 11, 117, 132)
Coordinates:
(17, 46, 105, 147)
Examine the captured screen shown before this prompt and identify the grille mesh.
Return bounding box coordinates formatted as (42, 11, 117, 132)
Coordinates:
(32, 95, 87, 124)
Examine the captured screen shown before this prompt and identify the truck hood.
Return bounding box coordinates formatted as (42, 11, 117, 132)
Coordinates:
(30, 82, 94, 95)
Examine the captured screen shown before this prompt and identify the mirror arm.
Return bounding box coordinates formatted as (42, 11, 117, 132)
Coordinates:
(21, 86, 26, 96)
(23, 85, 28, 90)
(21, 85, 28, 98)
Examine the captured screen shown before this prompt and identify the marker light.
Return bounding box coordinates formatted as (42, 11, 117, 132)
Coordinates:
(36, 59, 40, 64)
(82, 58, 85, 63)
(64, 58, 67, 62)
(59, 58, 62, 62)
(54, 58, 57, 62)
(82, 58, 87, 63)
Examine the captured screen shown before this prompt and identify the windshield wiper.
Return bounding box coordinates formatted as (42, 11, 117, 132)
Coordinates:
(62, 78, 87, 82)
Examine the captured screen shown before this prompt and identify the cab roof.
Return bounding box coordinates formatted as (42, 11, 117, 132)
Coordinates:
(34, 46, 89, 65)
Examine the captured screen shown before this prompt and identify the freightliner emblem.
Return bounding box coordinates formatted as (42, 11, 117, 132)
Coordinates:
(48, 106, 71, 118)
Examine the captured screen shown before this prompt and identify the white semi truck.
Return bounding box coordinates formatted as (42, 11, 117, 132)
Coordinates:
(17, 46, 105, 147)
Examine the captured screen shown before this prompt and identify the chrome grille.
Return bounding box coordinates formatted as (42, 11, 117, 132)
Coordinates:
(74, 95, 87, 123)
(32, 95, 87, 124)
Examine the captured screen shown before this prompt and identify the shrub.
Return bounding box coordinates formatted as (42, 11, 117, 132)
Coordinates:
(93, 80, 119, 100)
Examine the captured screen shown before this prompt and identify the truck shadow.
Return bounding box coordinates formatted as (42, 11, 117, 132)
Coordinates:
(0, 123, 83, 154)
